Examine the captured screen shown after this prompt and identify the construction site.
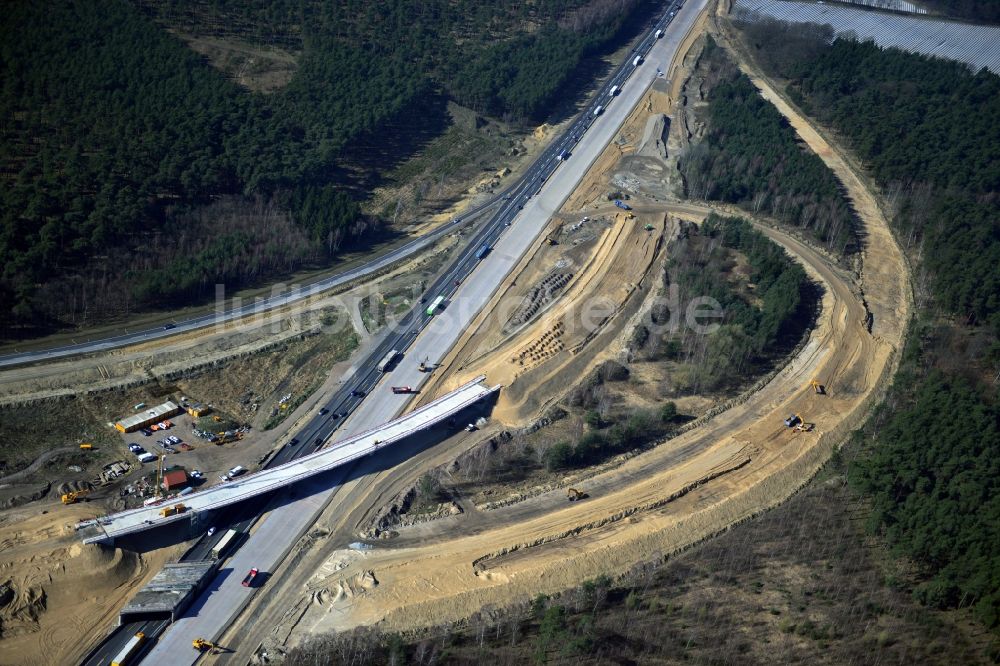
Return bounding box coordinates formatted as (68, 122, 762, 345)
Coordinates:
(0, 1, 921, 664)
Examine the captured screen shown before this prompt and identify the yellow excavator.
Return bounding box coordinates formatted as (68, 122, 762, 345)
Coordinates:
(809, 379, 826, 395)
(61, 489, 90, 505)
(192, 638, 220, 653)
(567, 488, 588, 501)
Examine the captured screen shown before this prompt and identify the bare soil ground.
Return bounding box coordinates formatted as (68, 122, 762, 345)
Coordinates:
(0, 504, 183, 665)
(215, 7, 911, 659)
(298, 472, 997, 666)
(174, 34, 298, 93)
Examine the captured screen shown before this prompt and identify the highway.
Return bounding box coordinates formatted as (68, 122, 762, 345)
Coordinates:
(80, 1, 696, 662)
(81, 379, 496, 543)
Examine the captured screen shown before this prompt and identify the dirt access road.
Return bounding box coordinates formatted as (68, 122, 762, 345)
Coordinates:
(213, 11, 910, 661)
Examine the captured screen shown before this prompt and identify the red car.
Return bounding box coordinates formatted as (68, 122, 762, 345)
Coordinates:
(242, 567, 259, 587)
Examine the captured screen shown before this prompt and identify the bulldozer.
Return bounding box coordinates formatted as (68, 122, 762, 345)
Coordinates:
(192, 638, 220, 653)
(567, 488, 588, 502)
(61, 489, 90, 505)
(809, 379, 826, 395)
(544, 222, 564, 246)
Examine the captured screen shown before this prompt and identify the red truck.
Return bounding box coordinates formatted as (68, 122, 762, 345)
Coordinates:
(242, 567, 259, 587)
(391, 386, 415, 394)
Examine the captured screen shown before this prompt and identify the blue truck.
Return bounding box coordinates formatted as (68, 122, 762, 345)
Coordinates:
(475, 243, 491, 260)
(614, 200, 632, 210)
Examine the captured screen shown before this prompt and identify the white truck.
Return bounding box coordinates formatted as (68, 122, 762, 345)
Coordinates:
(594, 105, 604, 116)
(655, 29, 663, 38)
(610, 84, 620, 96)
(633, 55, 643, 67)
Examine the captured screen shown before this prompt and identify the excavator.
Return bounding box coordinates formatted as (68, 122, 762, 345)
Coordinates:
(545, 222, 564, 246)
(418, 358, 439, 373)
(567, 488, 588, 501)
(61, 489, 90, 505)
(809, 379, 826, 395)
(192, 638, 221, 653)
(784, 413, 815, 432)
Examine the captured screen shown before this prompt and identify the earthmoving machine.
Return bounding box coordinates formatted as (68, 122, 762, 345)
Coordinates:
(809, 379, 826, 395)
(79, 443, 94, 450)
(192, 638, 220, 653)
(783, 414, 802, 428)
(214, 431, 244, 446)
(61, 489, 90, 505)
(795, 421, 815, 433)
(567, 488, 588, 501)
(545, 222, 564, 246)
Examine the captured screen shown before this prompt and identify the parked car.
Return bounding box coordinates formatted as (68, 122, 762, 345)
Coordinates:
(191, 470, 204, 479)
(227, 465, 248, 478)
(140, 428, 153, 436)
(168, 435, 180, 444)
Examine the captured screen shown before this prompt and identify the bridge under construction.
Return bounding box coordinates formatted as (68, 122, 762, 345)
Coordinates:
(78, 376, 499, 545)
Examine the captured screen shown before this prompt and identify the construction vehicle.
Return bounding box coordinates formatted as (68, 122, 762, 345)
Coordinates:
(214, 431, 244, 446)
(809, 379, 826, 395)
(418, 358, 437, 372)
(111, 631, 145, 666)
(545, 222, 564, 246)
(614, 199, 632, 210)
(567, 488, 588, 501)
(61, 489, 90, 505)
(192, 638, 220, 653)
(795, 421, 815, 433)
(783, 414, 802, 428)
(159, 503, 187, 518)
(79, 443, 93, 450)
(644, 223, 654, 231)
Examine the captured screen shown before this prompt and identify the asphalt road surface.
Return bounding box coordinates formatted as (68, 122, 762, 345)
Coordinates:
(81, 1, 697, 662)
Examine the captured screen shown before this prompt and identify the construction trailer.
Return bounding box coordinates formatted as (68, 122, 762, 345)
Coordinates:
(115, 401, 183, 433)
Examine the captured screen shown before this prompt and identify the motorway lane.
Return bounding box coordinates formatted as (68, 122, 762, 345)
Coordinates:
(141, 2, 698, 661)
(0, 199, 507, 369)
(4, 0, 673, 371)
(78, 2, 694, 662)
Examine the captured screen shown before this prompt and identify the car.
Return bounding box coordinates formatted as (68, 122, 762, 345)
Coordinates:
(420, 297, 427, 303)
(163, 323, 176, 330)
(157, 421, 169, 430)
(227, 465, 248, 478)
(169, 435, 180, 444)
(219, 474, 231, 483)
(242, 567, 259, 587)
(466, 423, 477, 432)
(191, 470, 204, 479)
(207, 527, 216, 537)
(128, 444, 142, 453)
(350, 389, 365, 397)
(318, 408, 329, 416)
(140, 428, 152, 436)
